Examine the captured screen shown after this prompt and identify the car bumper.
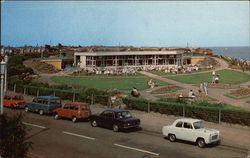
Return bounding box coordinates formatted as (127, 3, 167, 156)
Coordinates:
(14, 104, 26, 108)
(123, 125, 140, 129)
(207, 139, 221, 145)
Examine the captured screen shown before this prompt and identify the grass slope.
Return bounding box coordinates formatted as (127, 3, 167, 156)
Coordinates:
(166, 69, 250, 84)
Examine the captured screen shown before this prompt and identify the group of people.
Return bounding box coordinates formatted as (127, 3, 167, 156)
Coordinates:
(75, 67, 137, 76)
(212, 71, 220, 84)
(152, 65, 200, 74)
(199, 82, 208, 95)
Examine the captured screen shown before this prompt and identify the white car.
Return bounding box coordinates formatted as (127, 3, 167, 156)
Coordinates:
(162, 118, 220, 148)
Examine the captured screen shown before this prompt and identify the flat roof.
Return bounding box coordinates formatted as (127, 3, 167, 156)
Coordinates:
(42, 56, 73, 60)
(5, 94, 23, 97)
(175, 118, 202, 123)
(75, 51, 183, 56)
(37, 96, 61, 100)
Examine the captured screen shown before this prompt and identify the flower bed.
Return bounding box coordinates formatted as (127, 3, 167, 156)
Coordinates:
(225, 88, 250, 99)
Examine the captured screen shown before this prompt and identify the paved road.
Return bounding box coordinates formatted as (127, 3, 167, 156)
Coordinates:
(5, 108, 247, 158)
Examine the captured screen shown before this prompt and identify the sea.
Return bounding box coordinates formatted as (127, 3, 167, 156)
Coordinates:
(208, 47, 250, 60)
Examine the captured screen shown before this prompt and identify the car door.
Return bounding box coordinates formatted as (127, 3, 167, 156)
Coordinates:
(98, 110, 114, 128)
(97, 111, 108, 127)
(104, 111, 116, 129)
(181, 122, 195, 142)
(60, 103, 70, 118)
(3, 96, 10, 106)
(69, 104, 77, 118)
(29, 98, 39, 112)
(173, 121, 184, 139)
(40, 98, 48, 113)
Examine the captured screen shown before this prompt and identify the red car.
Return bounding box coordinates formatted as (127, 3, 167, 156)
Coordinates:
(4, 94, 26, 108)
(53, 102, 91, 123)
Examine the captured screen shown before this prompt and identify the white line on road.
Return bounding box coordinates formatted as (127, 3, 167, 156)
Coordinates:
(114, 143, 159, 156)
(22, 122, 47, 129)
(62, 131, 95, 141)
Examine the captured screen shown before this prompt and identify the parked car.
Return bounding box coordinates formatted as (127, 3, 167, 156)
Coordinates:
(4, 94, 26, 108)
(162, 118, 220, 148)
(90, 109, 140, 132)
(53, 102, 91, 123)
(25, 96, 61, 115)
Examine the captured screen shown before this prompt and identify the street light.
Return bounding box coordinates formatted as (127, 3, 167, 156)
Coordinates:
(0, 60, 6, 115)
(4, 55, 8, 94)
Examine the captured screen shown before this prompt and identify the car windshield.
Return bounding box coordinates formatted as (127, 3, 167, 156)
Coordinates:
(193, 121, 204, 129)
(80, 105, 90, 110)
(50, 99, 61, 105)
(116, 111, 132, 119)
(12, 95, 24, 100)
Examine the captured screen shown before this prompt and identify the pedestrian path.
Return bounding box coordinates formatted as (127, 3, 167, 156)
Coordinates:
(140, 70, 250, 110)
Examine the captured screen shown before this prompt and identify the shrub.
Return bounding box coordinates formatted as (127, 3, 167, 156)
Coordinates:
(0, 113, 32, 158)
(122, 97, 250, 126)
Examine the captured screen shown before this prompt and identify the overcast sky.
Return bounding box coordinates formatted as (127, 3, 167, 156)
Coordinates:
(1, 1, 249, 47)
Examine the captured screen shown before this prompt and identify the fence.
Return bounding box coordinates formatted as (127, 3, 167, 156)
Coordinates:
(9, 84, 110, 106)
(123, 97, 250, 126)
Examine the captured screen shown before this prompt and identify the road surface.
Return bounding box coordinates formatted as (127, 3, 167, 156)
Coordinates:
(5, 108, 247, 158)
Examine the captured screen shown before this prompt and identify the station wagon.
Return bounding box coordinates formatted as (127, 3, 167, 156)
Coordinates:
(4, 94, 25, 108)
(53, 102, 91, 123)
(25, 96, 61, 115)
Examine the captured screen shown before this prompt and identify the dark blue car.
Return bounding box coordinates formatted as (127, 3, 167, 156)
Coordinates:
(90, 109, 140, 132)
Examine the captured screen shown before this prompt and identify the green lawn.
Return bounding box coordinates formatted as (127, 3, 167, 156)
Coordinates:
(166, 69, 250, 84)
(52, 73, 169, 90)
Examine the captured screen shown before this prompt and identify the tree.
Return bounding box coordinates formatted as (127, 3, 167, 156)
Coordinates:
(0, 113, 32, 158)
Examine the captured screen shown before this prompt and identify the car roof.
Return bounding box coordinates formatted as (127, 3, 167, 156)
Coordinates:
(175, 118, 202, 123)
(5, 94, 23, 97)
(109, 109, 128, 113)
(37, 96, 61, 100)
(65, 102, 89, 106)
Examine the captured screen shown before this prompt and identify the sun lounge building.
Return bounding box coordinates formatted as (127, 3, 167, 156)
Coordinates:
(74, 51, 184, 69)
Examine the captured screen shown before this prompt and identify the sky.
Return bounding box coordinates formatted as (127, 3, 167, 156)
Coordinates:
(1, 1, 249, 47)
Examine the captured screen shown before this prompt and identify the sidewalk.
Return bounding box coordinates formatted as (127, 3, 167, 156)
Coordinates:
(91, 104, 250, 151)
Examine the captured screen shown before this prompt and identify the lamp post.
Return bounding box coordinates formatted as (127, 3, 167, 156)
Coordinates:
(0, 60, 6, 115)
(4, 55, 8, 94)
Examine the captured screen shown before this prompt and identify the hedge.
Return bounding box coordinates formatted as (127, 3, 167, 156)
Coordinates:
(8, 84, 109, 106)
(123, 97, 250, 126)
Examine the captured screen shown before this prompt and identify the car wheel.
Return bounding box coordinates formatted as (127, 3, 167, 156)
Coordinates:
(72, 117, 77, 123)
(54, 114, 59, 120)
(197, 138, 206, 148)
(24, 107, 29, 112)
(169, 134, 176, 142)
(91, 120, 98, 127)
(113, 124, 119, 132)
(39, 110, 44, 116)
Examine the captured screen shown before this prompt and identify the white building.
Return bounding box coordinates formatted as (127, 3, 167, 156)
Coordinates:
(74, 51, 184, 69)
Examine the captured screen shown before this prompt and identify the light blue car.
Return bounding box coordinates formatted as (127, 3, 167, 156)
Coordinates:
(25, 96, 62, 115)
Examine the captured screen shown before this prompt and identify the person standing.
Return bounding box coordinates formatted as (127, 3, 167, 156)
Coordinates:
(203, 82, 208, 95)
(199, 83, 203, 93)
